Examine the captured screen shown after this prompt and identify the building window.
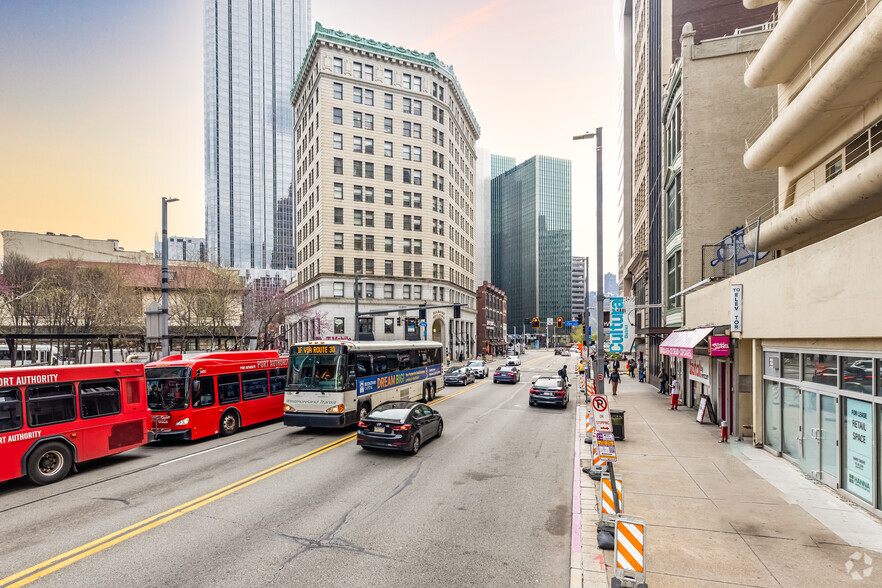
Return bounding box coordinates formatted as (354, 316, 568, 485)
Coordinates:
(333, 158, 343, 174)
(365, 259, 374, 274)
(384, 283, 394, 298)
(384, 117, 393, 134)
(333, 133, 343, 150)
(365, 211, 374, 227)
(365, 235, 374, 251)
(404, 98, 412, 114)
(404, 261, 412, 276)
(413, 147, 421, 162)
(385, 189, 393, 205)
(404, 215, 412, 230)
(333, 283, 344, 297)
(385, 260, 394, 276)
(358, 317, 373, 334)
(365, 162, 374, 179)
(825, 156, 843, 182)
(365, 283, 374, 298)
(403, 145, 411, 160)
(413, 170, 421, 185)
(334, 257, 344, 273)
(353, 161, 363, 177)
(354, 234, 363, 250)
(666, 175, 681, 237)
(354, 258, 363, 273)
(413, 76, 422, 92)
(365, 186, 374, 202)
(384, 93, 393, 110)
(403, 121, 411, 137)
(385, 317, 394, 334)
(385, 165, 393, 181)
(353, 136, 362, 152)
(667, 251, 682, 308)
(353, 62, 362, 79)
(385, 213, 394, 229)
(413, 101, 422, 116)
(413, 123, 421, 139)
(414, 285, 422, 299)
(413, 193, 422, 208)
(384, 142, 393, 157)
(334, 316, 345, 333)
(354, 210, 363, 226)
(333, 108, 342, 124)
(353, 87, 362, 104)
(353, 111, 362, 128)
(403, 73, 411, 89)
(364, 138, 374, 154)
(404, 238, 412, 253)
(333, 57, 342, 74)
(334, 208, 343, 224)
(364, 89, 374, 107)
(364, 114, 373, 130)
(334, 183, 344, 199)
(403, 285, 411, 299)
(404, 192, 412, 207)
(354, 185, 363, 201)
(364, 64, 374, 81)
(414, 216, 422, 231)
(414, 262, 422, 277)
(334, 233, 343, 249)
(384, 68, 393, 85)
(413, 239, 422, 254)
(333, 82, 343, 99)
(403, 168, 412, 184)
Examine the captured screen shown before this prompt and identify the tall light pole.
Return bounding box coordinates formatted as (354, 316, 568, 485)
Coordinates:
(574, 128, 604, 395)
(161, 197, 179, 358)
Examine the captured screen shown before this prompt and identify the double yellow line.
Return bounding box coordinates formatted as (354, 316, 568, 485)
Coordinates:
(0, 381, 481, 587)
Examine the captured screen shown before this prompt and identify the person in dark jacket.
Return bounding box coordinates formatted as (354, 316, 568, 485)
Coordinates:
(609, 368, 621, 395)
(558, 365, 569, 387)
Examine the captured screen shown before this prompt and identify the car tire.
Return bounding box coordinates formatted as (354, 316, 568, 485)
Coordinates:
(219, 411, 239, 437)
(436, 419, 443, 438)
(27, 442, 73, 485)
(410, 434, 421, 455)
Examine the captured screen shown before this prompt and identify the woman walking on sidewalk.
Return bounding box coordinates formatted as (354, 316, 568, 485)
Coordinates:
(670, 375, 680, 409)
(609, 368, 621, 396)
(658, 368, 668, 394)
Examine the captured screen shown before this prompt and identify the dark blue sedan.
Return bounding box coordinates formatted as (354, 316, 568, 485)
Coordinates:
(493, 365, 520, 384)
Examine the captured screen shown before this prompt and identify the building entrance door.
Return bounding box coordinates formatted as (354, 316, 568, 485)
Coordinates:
(799, 390, 839, 487)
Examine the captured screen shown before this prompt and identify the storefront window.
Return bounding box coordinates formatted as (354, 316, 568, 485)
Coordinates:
(803, 353, 837, 387)
(781, 353, 800, 380)
(841, 356, 873, 394)
(764, 351, 780, 377)
(842, 397, 874, 504)
(781, 384, 801, 459)
(764, 381, 781, 451)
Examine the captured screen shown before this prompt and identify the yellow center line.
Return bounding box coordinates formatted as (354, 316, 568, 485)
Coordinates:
(1, 372, 496, 587)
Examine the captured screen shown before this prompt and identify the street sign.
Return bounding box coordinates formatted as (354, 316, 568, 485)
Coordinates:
(564, 320, 578, 326)
(591, 394, 613, 433)
(420, 320, 427, 327)
(595, 431, 617, 462)
(546, 318, 553, 326)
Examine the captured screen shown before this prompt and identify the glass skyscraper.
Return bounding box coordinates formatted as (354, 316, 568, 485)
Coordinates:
(204, 0, 311, 270)
(491, 155, 572, 335)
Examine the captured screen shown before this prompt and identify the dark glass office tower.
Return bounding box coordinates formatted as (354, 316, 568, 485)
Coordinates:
(491, 155, 572, 337)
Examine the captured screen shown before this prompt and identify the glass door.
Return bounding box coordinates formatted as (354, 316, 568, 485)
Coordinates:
(799, 390, 838, 487)
(799, 391, 818, 476)
(818, 394, 838, 487)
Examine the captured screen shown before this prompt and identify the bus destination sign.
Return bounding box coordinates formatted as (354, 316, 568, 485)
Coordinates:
(294, 344, 341, 355)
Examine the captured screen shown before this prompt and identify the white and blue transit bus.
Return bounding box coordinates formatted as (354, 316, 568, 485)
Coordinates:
(283, 340, 444, 428)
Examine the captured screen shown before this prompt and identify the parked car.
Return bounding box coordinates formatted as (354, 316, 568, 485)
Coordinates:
(357, 401, 443, 455)
(494, 365, 521, 384)
(529, 377, 569, 408)
(466, 359, 489, 378)
(506, 355, 521, 366)
(444, 366, 475, 386)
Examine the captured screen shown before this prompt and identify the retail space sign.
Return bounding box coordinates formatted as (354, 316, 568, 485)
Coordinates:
(595, 431, 617, 462)
(731, 285, 743, 333)
(608, 296, 636, 354)
(709, 336, 730, 356)
(844, 398, 874, 504)
(688, 356, 711, 385)
(591, 395, 613, 433)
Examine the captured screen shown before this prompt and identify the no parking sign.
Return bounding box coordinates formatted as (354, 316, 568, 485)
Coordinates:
(591, 395, 613, 433)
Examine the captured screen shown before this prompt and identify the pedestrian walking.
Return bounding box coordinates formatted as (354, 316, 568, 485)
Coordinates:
(638, 361, 645, 383)
(628, 358, 636, 378)
(609, 368, 621, 396)
(558, 364, 569, 388)
(446, 354, 451, 367)
(658, 368, 668, 395)
(603, 359, 610, 378)
(670, 375, 680, 410)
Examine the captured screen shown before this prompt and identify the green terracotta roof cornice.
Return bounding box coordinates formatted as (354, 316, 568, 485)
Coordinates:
(291, 22, 480, 135)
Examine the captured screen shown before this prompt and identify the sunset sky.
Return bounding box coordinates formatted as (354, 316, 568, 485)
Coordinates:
(0, 0, 618, 285)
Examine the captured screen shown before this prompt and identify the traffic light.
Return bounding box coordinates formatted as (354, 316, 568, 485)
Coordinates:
(531, 317, 540, 329)
(578, 312, 584, 325)
(419, 303, 427, 321)
(556, 317, 563, 329)
(397, 316, 402, 327)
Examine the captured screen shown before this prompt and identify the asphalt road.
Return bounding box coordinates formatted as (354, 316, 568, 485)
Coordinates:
(0, 349, 577, 588)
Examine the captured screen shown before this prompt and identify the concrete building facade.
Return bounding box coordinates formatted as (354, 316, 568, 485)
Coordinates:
(490, 156, 572, 337)
(684, 0, 882, 517)
(571, 256, 588, 319)
(288, 24, 480, 360)
(204, 0, 312, 271)
(154, 235, 207, 262)
(476, 281, 507, 357)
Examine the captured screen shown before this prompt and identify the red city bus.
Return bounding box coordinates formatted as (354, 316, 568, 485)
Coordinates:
(146, 351, 288, 441)
(0, 363, 151, 485)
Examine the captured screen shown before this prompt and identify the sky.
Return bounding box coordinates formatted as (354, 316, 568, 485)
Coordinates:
(0, 0, 620, 288)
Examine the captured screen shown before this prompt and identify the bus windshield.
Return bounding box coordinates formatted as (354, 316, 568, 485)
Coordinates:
(146, 366, 190, 410)
(288, 354, 343, 391)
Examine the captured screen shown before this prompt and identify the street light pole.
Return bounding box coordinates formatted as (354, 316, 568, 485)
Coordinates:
(574, 128, 604, 395)
(161, 196, 179, 358)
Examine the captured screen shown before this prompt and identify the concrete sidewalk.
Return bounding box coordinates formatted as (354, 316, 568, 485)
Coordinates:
(573, 375, 882, 587)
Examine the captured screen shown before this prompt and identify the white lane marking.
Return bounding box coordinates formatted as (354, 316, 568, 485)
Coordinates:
(158, 440, 246, 466)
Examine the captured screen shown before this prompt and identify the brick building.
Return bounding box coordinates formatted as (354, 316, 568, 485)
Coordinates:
(476, 281, 507, 357)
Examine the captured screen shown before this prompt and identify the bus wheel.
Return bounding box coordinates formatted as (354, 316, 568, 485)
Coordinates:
(358, 404, 370, 421)
(422, 384, 430, 403)
(430, 382, 437, 400)
(219, 411, 239, 436)
(27, 442, 73, 485)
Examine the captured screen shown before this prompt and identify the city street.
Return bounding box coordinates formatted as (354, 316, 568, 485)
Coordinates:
(0, 351, 577, 587)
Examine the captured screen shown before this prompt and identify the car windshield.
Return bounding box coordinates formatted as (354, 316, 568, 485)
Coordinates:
(447, 367, 465, 374)
(468, 361, 483, 367)
(146, 367, 190, 410)
(369, 404, 413, 422)
(288, 353, 343, 391)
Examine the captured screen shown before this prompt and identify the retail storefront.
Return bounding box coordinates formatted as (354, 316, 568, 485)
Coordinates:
(761, 347, 882, 511)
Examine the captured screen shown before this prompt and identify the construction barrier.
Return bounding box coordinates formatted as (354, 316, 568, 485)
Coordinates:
(585, 410, 595, 443)
(601, 474, 624, 516)
(613, 515, 646, 587)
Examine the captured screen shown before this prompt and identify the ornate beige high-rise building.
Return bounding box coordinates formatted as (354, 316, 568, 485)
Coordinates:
(288, 24, 479, 358)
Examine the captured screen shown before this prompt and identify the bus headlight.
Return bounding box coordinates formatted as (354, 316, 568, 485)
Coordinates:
(284, 404, 295, 412)
(175, 418, 190, 426)
(326, 404, 345, 414)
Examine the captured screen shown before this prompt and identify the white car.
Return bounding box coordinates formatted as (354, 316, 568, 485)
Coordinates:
(466, 360, 489, 378)
(506, 355, 521, 366)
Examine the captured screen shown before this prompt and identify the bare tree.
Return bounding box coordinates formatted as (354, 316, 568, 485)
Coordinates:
(198, 267, 243, 350)
(0, 253, 44, 366)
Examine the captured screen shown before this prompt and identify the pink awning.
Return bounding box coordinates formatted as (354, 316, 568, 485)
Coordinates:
(659, 327, 714, 359)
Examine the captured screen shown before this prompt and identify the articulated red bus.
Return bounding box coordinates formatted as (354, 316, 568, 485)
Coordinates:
(146, 351, 288, 441)
(0, 363, 151, 485)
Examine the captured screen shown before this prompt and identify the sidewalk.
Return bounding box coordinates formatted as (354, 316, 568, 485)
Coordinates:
(573, 375, 882, 587)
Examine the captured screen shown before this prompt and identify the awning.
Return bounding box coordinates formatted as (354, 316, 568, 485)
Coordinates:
(659, 327, 714, 359)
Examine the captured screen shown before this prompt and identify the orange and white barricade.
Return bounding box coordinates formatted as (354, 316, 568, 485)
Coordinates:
(614, 515, 646, 587)
(599, 473, 623, 525)
(585, 410, 595, 443)
(591, 439, 606, 471)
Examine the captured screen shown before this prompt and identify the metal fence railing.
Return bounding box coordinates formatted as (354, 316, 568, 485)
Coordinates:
(701, 219, 775, 280)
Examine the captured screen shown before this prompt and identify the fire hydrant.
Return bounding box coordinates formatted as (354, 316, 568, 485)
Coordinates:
(719, 419, 729, 443)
